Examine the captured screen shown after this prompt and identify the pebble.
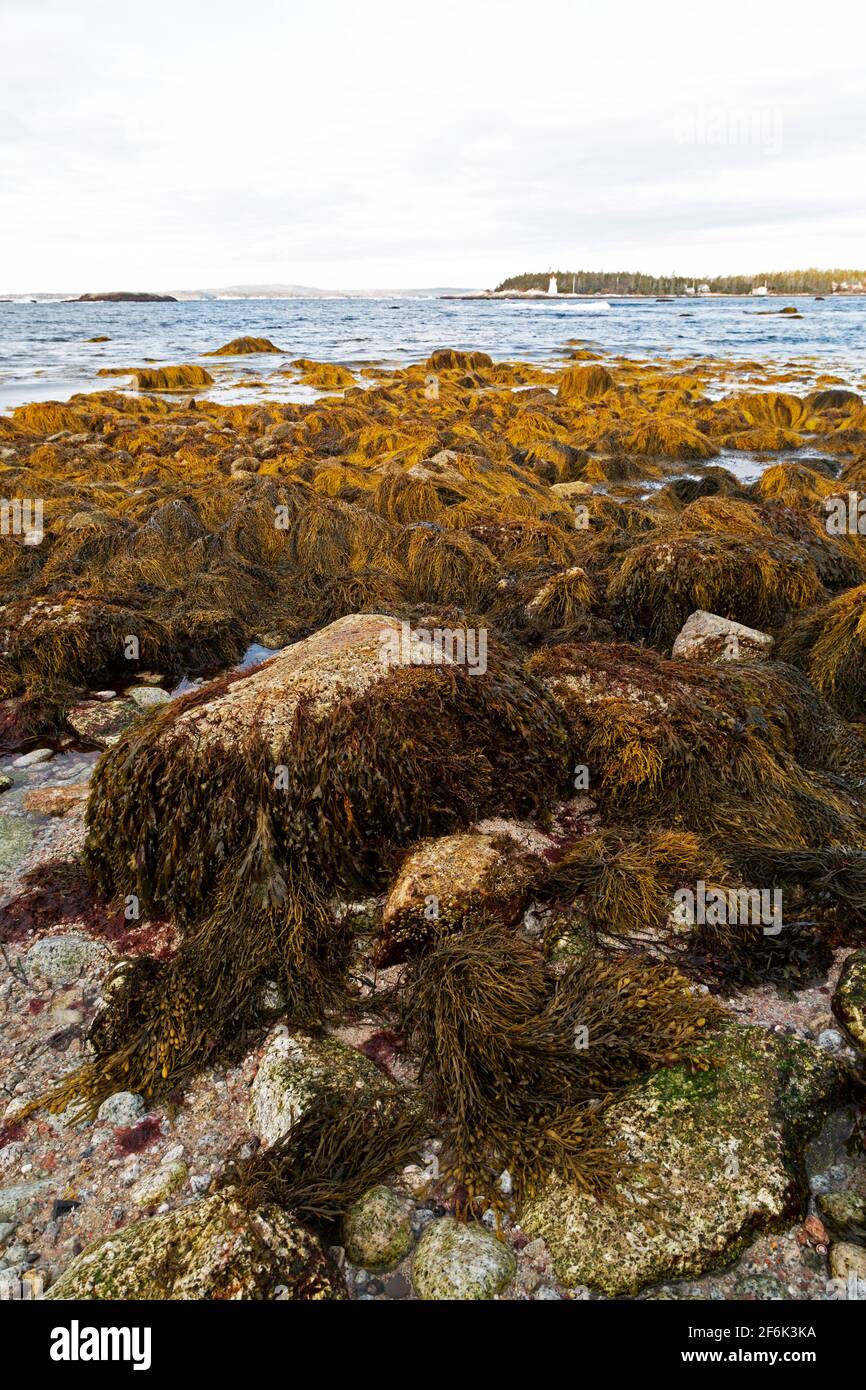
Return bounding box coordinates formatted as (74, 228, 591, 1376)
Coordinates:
(96, 1089, 148, 1134)
(11, 748, 54, 768)
(384, 1273, 411, 1299)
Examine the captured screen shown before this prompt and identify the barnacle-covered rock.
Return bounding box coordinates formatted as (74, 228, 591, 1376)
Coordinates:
(520, 1026, 848, 1296)
(45, 1192, 343, 1300)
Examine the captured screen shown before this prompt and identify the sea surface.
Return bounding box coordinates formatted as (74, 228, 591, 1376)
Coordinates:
(1, 295, 865, 413)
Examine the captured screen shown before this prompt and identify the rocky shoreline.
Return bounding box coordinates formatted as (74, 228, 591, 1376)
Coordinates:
(1, 342, 865, 1300)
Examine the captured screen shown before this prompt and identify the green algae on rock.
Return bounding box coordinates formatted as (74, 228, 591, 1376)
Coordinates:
(832, 951, 866, 1053)
(519, 1026, 848, 1296)
(45, 1192, 343, 1300)
(412, 1217, 516, 1300)
(343, 1184, 415, 1270)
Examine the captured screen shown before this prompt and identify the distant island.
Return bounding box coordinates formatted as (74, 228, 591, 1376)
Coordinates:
(70, 291, 178, 303)
(489, 269, 866, 297)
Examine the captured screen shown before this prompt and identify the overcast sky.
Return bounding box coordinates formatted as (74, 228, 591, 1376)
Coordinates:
(2, 0, 864, 292)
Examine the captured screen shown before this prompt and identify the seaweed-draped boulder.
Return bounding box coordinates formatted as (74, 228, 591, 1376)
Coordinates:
(48, 613, 569, 1111)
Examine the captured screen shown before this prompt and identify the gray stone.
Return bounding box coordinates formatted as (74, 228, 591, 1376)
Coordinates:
(24, 935, 112, 984)
(0, 815, 35, 875)
(131, 1160, 188, 1208)
(12, 747, 54, 768)
(96, 1092, 146, 1127)
(671, 610, 773, 662)
(127, 686, 171, 710)
(0, 1182, 53, 1223)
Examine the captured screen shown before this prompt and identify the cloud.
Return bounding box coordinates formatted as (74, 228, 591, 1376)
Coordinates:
(1, 0, 864, 290)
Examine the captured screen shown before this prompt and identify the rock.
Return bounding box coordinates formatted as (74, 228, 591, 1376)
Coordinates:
(249, 1029, 387, 1147)
(731, 1273, 794, 1300)
(384, 1271, 411, 1298)
(377, 831, 538, 964)
(829, 1242, 866, 1282)
(816, 1028, 845, 1053)
(519, 1025, 846, 1297)
(832, 951, 866, 1052)
(45, 1192, 343, 1300)
(11, 747, 54, 768)
(0, 816, 35, 875)
(671, 610, 774, 662)
(127, 686, 171, 710)
(343, 1185, 415, 1270)
(131, 1160, 188, 1207)
(83, 611, 567, 940)
(0, 773, 13, 794)
(0, 1182, 53, 1223)
(24, 935, 111, 984)
(22, 784, 88, 817)
(550, 480, 593, 498)
(67, 699, 138, 749)
(0, 1222, 16, 1244)
(411, 1217, 516, 1300)
(817, 1190, 866, 1244)
(96, 1092, 147, 1127)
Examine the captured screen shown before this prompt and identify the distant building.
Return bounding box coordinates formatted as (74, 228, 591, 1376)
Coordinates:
(751, 285, 768, 296)
(684, 285, 696, 296)
(698, 283, 711, 295)
(547, 275, 558, 296)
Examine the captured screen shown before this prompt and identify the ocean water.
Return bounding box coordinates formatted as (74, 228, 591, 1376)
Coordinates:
(1, 295, 864, 413)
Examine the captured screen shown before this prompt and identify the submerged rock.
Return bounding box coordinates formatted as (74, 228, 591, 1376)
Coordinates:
(412, 1217, 516, 1300)
(45, 1192, 343, 1300)
(519, 1026, 847, 1296)
(832, 951, 866, 1053)
(67, 698, 139, 748)
(817, 1190, 866, 1244)
(671, 610, 773, 662)
(0, 815, 35, 874)
(249, 1029, 387, 1147)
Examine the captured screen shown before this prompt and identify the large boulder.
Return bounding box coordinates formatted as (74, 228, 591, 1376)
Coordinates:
(84, 612, 569, 920)
(45, 1192, 343, 1300)
(519, 1026, 847, 1296)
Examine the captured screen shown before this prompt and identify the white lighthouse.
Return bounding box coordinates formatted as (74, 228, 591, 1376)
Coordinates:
(547, 274, 558, 296)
